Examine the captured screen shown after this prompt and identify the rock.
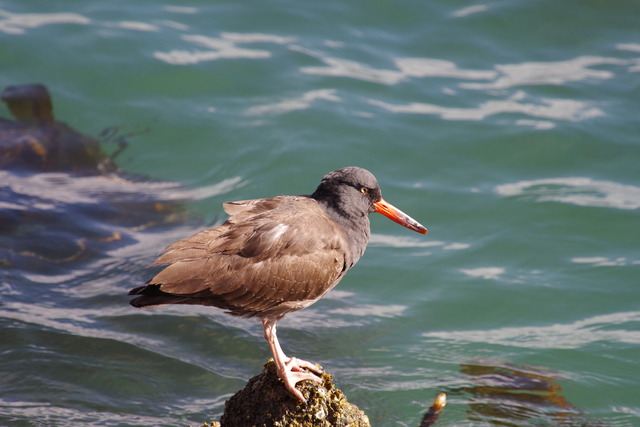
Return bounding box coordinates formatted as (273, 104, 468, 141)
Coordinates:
(0, 83, 116, 173)
(216, 360, 370, 427)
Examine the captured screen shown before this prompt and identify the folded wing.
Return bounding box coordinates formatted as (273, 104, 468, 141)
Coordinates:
(129, 196, 350, 318)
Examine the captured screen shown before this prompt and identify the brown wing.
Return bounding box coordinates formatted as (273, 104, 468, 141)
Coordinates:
(132, 196, 351, 318)
(222, 197, 288, 221)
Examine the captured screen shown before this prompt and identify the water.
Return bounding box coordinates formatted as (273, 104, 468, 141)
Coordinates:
(1, 0, 639, 425)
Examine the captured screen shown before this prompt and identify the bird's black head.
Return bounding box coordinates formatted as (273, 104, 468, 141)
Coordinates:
(311, 167, 382, 220)
(311, 167, 428, 235)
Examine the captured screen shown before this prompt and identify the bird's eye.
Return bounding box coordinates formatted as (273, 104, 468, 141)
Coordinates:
(359, 187, 369, 194)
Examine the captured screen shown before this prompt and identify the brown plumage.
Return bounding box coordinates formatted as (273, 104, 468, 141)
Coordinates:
(129, 167, 427, 402)
(130, 196, 355, 318)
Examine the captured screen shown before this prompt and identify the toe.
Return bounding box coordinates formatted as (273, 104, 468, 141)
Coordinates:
(281, 370, 324, 402)
(287, 357, 323, 374)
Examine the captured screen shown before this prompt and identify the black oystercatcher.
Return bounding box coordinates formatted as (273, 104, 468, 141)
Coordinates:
(129, 167, 427, 402)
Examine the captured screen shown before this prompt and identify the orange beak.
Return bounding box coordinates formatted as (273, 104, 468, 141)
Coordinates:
(373, 198, 428, 235)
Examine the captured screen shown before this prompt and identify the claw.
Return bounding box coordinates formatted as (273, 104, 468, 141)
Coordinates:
(277, 357, 323, 402)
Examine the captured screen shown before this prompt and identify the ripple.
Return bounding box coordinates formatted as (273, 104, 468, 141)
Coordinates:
(162, 6, 198, 15)
(0, 171, 243, 206)
(451, 5, 489, 18)
(571, 257, 638, 267)
(154, 33, 291, 65)
(423, 311, 640, 349)
(369, 233, 447, 248)
(326, 304, 407, 319)
(0, 9, 90, 34)
(299, 54, 405, 85)
(369, 90, 603, 122)
(394, 57, 497, 80)
(279, 290, 409, 329)
(0, 302, 158, 347)
(460, 267, 505, 280)
(108, 20, 160, 32)
(243, 89, 341, 116)
(460, 56, 628, 90)
(495, 177, 640, 210)
(515, 119, 556, 130)
(297, 50, 499, 85)
(220, 32, 294, 44)
(0, 399, 180, 427)
(616, 43, 640, 53)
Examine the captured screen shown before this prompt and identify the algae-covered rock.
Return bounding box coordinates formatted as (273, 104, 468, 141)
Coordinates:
(217, 360, 370, 427)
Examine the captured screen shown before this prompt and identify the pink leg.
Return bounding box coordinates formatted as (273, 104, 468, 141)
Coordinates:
(262, 318, 323, 402)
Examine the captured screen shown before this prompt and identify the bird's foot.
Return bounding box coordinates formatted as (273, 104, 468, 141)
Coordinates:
(277, 357, 324, 403)
(286, 356, 323, 375)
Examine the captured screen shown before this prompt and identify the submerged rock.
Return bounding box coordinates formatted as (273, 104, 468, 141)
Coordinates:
(0, 83, 116, 173)
(210, 360, 370, 427)
(0, 83, 196, 272)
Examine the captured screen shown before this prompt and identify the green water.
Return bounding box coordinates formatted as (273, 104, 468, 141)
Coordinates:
(1, 0, 639, 425)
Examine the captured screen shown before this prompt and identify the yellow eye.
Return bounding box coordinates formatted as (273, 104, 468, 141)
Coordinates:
(359, 187, 369, 194)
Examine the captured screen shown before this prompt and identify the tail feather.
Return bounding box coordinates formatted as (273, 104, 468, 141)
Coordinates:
(128, 283, 240, 313)
(128, 284, 193, 308)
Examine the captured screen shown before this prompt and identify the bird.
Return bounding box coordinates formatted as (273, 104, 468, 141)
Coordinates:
(129, 167, 427, 402)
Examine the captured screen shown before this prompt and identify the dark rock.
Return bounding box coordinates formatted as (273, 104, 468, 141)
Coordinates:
(216, 360, 370, 427)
